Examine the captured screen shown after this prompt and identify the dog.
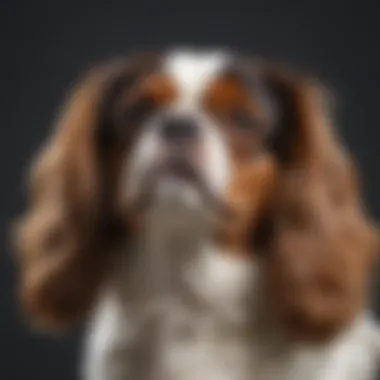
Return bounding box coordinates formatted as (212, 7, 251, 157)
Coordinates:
(14, 48, 380, 380)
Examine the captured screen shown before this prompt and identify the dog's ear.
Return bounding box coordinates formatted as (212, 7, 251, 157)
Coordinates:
(255, 64, 378, 342)
(13, 53, 159, 331)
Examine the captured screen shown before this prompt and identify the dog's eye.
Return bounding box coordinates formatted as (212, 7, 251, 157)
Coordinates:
(124, 96, 156, 125)
(228, 109, 256, 130)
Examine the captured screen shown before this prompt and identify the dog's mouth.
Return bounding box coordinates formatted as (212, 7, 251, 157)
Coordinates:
(130, 155, 230, 219)
(163, 154, 199, 182)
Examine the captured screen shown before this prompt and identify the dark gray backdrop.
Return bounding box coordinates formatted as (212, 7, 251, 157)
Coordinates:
(1, 0, 379, 379)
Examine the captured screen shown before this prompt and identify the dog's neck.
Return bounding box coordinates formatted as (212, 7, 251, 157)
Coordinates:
(141, 203, 209, 291)
(126, 202, 257, 328)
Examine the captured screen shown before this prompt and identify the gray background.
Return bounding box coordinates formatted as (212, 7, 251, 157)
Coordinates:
(1, 0, 379, 378)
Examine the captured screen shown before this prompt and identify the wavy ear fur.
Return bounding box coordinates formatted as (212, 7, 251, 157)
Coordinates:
(256, 64, 378, 342)
(13, 53, 158, 331)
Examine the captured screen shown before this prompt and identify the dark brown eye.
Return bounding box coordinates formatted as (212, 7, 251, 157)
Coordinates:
(124, 96, 156, 125)
(228, 109, 255, 130)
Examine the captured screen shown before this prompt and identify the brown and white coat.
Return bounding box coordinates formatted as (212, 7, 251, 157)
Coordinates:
(14, 49, 380, 380)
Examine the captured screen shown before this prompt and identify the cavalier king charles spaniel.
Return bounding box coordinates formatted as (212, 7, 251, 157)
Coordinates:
(14, 49, 380, 380)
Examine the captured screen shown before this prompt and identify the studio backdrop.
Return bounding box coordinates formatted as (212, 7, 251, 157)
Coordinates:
(1, 0, 379, 379)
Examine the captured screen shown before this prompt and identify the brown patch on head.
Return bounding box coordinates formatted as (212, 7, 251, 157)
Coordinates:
(204, 75, 262, 116)
(119, 74, 178, 118)
(141, 75, 178, 107)
(204, 74, 271, 161)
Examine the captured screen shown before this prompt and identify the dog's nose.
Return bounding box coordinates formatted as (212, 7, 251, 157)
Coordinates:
(160, 117, 199, 143)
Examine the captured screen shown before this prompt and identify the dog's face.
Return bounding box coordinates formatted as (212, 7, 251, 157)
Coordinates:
(123, 52, 233, 217)
(98, 51, 277, 246)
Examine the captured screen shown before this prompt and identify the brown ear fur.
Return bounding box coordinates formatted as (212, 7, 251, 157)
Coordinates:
(13, 63, 129, 331)
(257, 65, 378, 342)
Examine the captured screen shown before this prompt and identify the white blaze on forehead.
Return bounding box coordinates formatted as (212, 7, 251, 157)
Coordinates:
(161, 50, 233, 198)
(163, 50, 230, 109)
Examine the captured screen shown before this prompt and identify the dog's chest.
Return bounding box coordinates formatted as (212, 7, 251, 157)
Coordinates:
(150, 297, 250, 380)
(128, 244, 255, 380)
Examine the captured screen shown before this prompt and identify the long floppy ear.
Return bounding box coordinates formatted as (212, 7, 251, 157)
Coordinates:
(256, 65, 379, 342)
(13, 53, 158, 331)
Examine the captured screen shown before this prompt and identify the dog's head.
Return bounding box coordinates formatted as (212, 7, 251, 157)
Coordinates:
(14, 49, 378, 340)
(100, 50, 278, 238)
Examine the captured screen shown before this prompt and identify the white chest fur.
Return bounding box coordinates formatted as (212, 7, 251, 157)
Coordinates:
(154, 247, 256, 380)
(82, 236, 256, 380)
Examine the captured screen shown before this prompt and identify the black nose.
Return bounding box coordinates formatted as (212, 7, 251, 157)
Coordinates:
(160, 117, 199, 143)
